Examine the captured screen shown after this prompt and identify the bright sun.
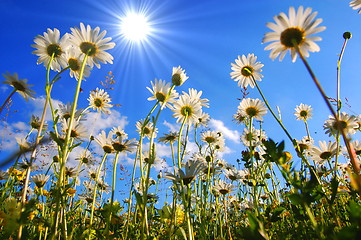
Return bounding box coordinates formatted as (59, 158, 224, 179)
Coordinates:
(121, 13, 151, 42)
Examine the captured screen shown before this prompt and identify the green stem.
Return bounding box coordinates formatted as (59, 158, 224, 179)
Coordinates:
(19, 54, 55, 240)
(294, 42, 361, 197)
(252, 77, 294, 144)
(336, 35, 349, 114)
(52, 54, 88, 239)
(0, 89, 16, 115)
(89, 153, 108, 238)
(335, 35, 349, 175)
(177, 116, 188, 168)
(105, 152, 120, 238)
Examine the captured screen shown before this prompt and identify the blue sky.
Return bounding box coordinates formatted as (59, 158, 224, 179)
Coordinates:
(1, 0, 361, 200)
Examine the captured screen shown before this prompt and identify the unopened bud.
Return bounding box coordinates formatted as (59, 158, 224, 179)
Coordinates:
(343, 32, 352, 40)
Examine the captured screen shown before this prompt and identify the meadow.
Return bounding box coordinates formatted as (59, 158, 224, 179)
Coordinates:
(1, 2, 361, 240)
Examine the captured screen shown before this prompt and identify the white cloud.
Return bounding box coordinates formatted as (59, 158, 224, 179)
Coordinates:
(209, 119, 240, 144)
(87, 110, 129, 137)
(1, 85, 9, 93)
(162, 120, 179, 132)
(29, 97, 63, 121)
(0, 121, 30, 152)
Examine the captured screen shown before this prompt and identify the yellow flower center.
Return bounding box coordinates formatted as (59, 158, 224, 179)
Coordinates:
(156, 92, 166, 102)
(81, 157, 89, 164)
(180, 105, 193, 117)
(103, 145, 113, 153)
(80, 42, 97, 56)
(47, 43, 62, 57)
(143, 127, 151, 135)
(246, 107, 258, 117)
(205, 136, 216, 144)
(172, 73, 181, 86)
(93, 98, 103, 107)
(280, 27, 304, 48)
(68, 58, 80, 71)
(12, 81, 26, 92)
(333, 120, 348, 130)
(182, 176, 194, 185)
(245, 132, 254, 142)
(320, 151, 332, 160)
(165, 135, 177, 142)
(300, 110, 308, 117)
(241, 66, 254, 77)
(70, 129, 79, 138)
(219, 189, 230, 195)
(30, 120, 41, 130)
(112, 142, 127, 152)
(63, 113, 71, 120)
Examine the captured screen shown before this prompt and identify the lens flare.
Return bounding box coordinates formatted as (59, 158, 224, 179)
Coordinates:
(120, 13, 151, 42)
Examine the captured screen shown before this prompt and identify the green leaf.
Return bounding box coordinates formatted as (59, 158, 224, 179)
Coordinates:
(288, 193, 303, 205)
(330, 176, 339, 204)
(247, 211, 259, 231)
(270, 207, 286, 222)
(49, 131, 63, 147)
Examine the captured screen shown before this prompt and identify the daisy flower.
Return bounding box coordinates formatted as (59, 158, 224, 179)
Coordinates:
(88, 88, 113, 114)
(164, 159, 206, 185)
(57, 102, 84, 121)
(217, 159, 234, 170)
(224, 168, 246, 181)
(241, 127, 267, 147)
(32, 28, 69, 71)
(230, 54, 264, 88)
(32, 174, 50, 188)
(201, 130, 221, 145)
(238, 98, 267, 121)
(182, 88, 209, 108)
(95, 130, 114, 153)
(30, 115, 47, 131)
(97, 181, 111, 194)
(172, 94, 202, 125)
(110, 126, 128, 140)
(323, 112, 359, 136)
(296, 136, 314, 156)
(263, 6, 326, 62)
(294, 103, 313, 121)
(310, 141, 338, 164)
(172, 66, 189, 86)
(65, 167, 78, 178)
(158, 131, 178, 144)
(233, 111, 247, 125)
(146, 79, 178, 109)
(350, 0, 361, 13)
(112, 138, 138, 153)
(136, 119, 158, 139)
(88, 167, 102, 180)
(215, 136, 226, 152)
(78, 193, 94, 204)
(212, 180, 234, 196)
(69, 22, 115, 69)
(61, 118, 88, 141)
(196, 112, 210, 127)
(142, 151, 161, 165)
(1, 72, 35, 101)
(75, 150, 94, 166)
(62, 46, 91, 80)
